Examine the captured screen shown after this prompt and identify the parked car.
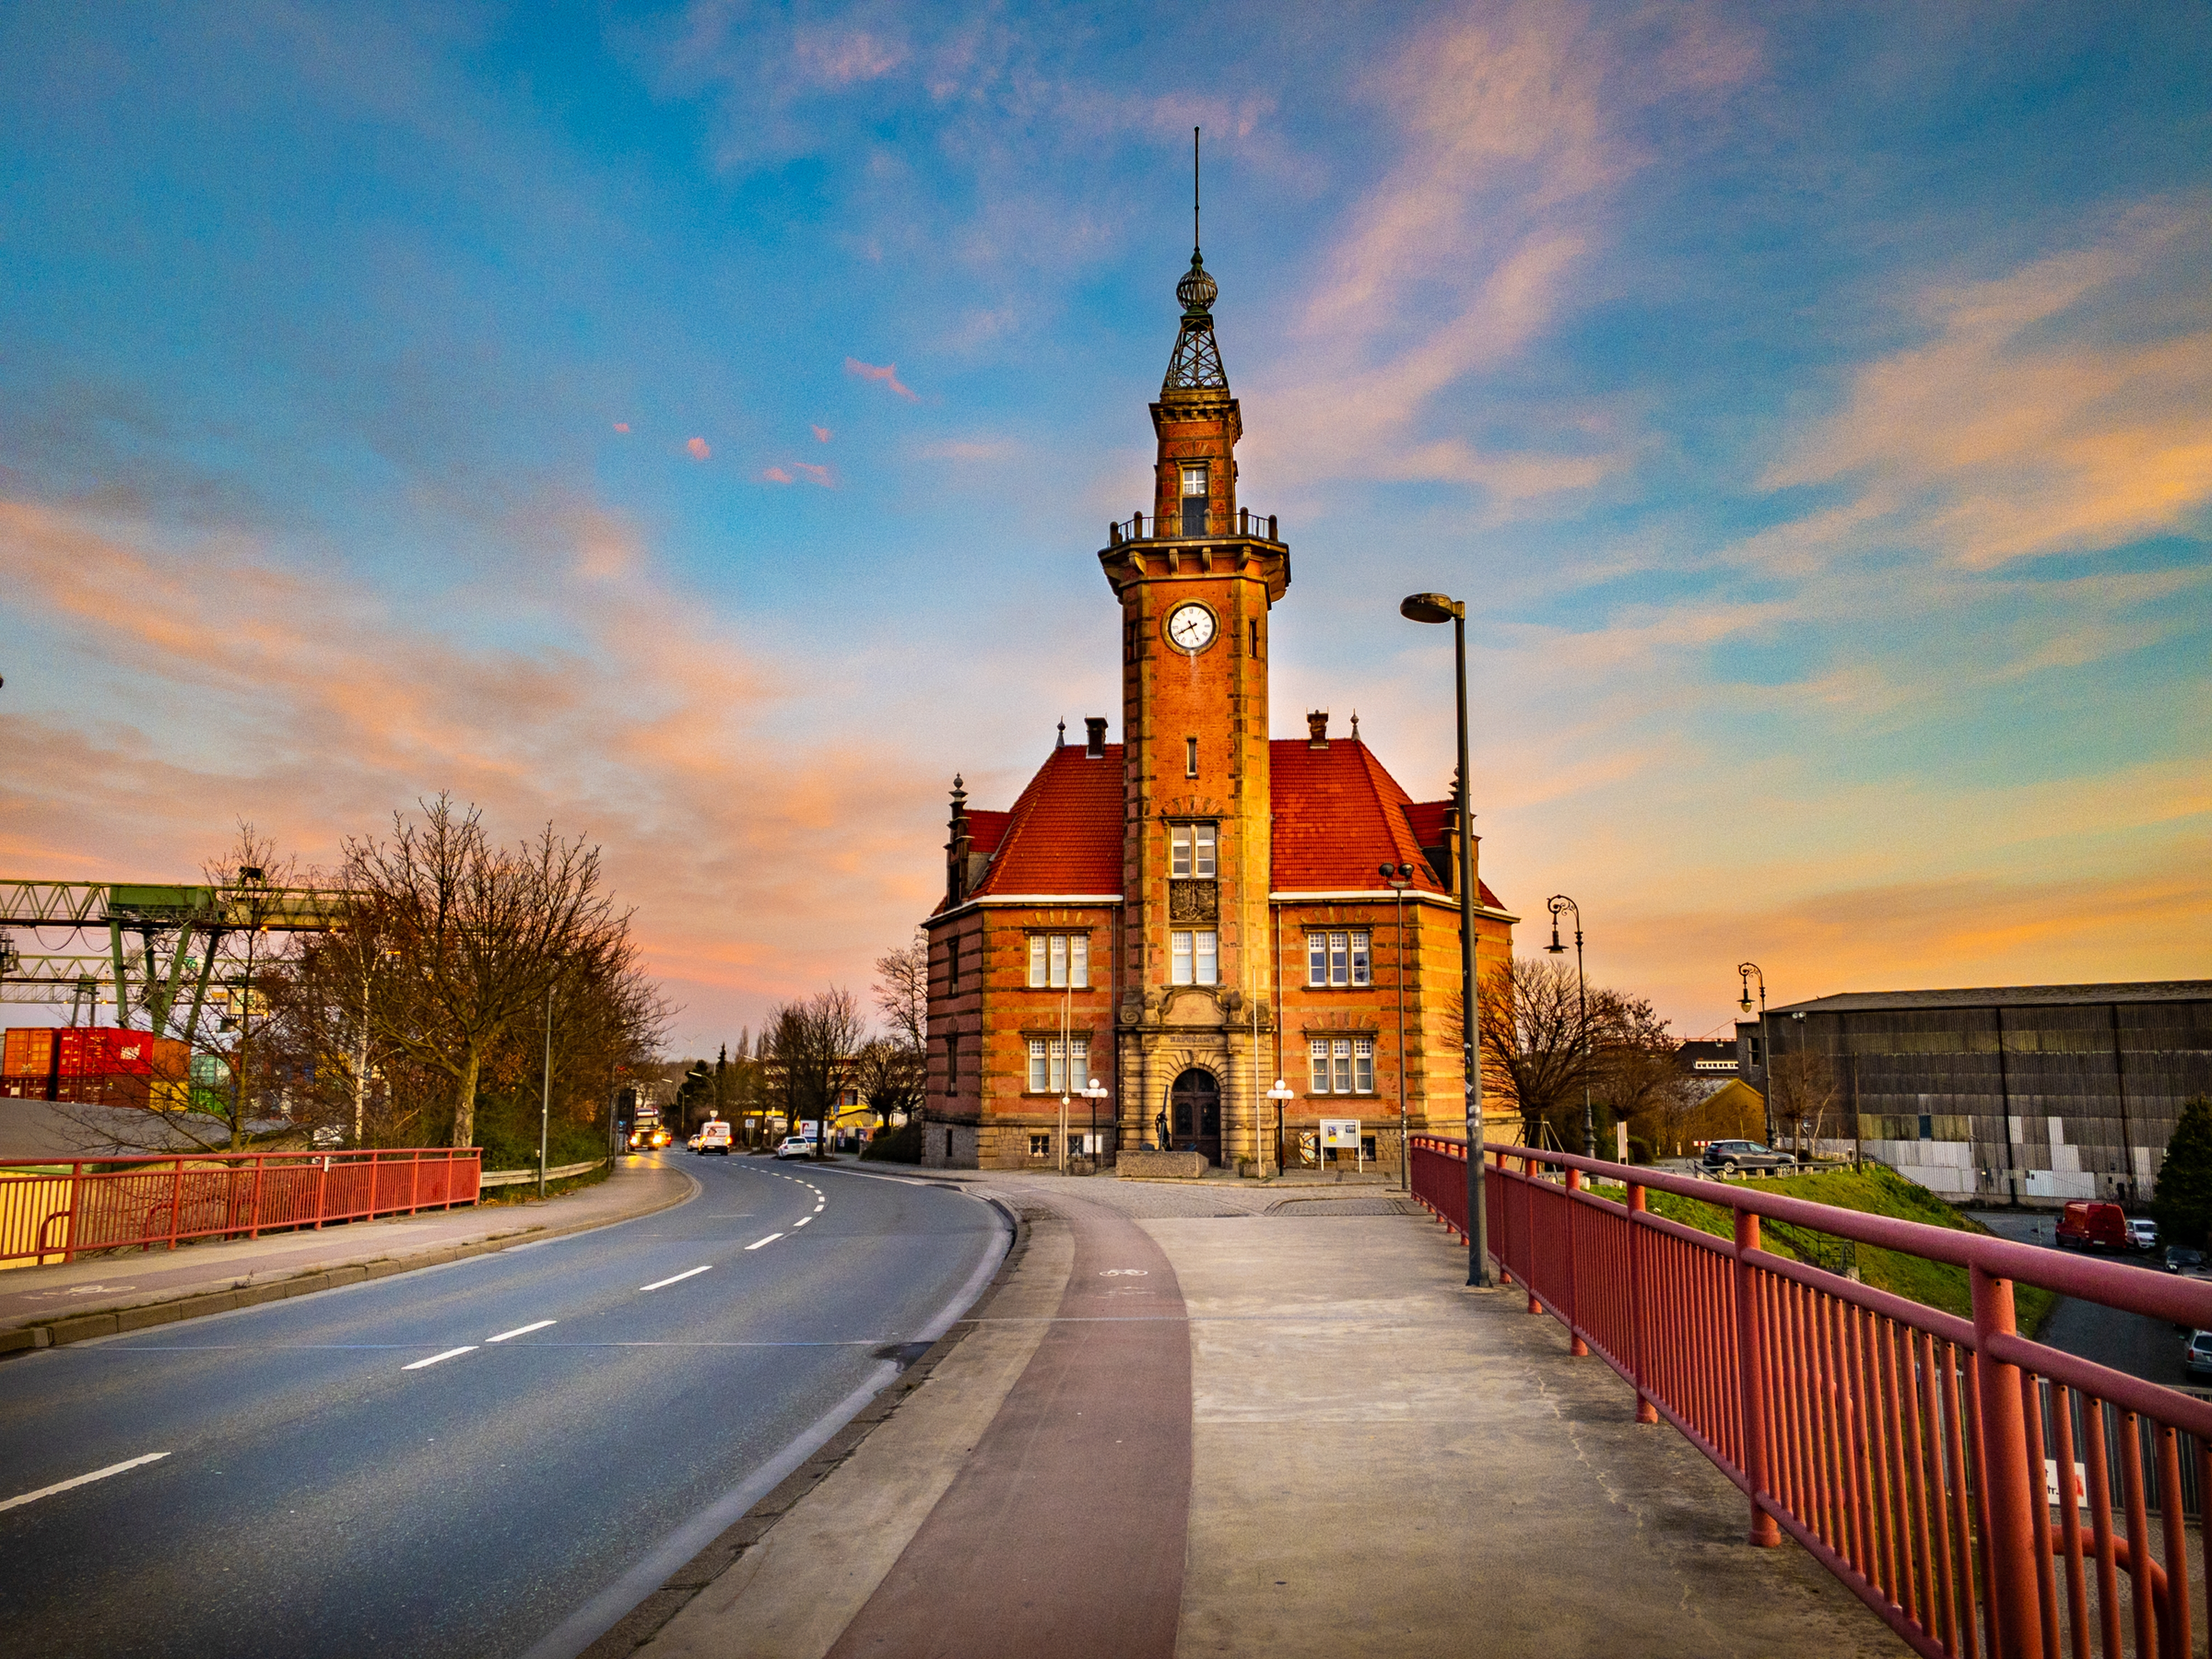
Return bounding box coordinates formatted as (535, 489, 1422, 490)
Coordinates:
(2128, 1218, 2159, 1252)
(773, 1135, 818, 1160)
(2056, 1201, 2130, 1253)
(1701, 1139, 1795, 1175)
(697, 1118, 733, 1156)
(2185, 1330, 2212, 1379)
(2164, 1246, 2206, 1276)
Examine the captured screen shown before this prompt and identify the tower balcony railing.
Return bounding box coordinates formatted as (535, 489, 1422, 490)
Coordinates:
(1110, 507, 1279, 547)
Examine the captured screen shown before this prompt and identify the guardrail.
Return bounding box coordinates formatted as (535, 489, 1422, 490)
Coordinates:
(478, 1159, 603, 1189)
(0, 1147, 482, 1266)
(1410, 1133, 2212, 1659)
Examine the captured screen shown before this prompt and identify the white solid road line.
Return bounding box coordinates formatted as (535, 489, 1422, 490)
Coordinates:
(744, 1233, 783, 1251)
(641, 1265, 714, 1290)
(403, 1347, 478, 1371)
(0, 1452, 170, 1514)
(793, 1217, 812, 1227)
(487, 1320, 557, 1343)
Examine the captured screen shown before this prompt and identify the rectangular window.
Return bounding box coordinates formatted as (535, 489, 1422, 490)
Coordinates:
(1186, 736, 1198, 778)
(1354, 1038, 1374, 1095)
(1309, 1039, 1329, 1093)
(1170, 932, 1218, 986)
(1306, 931, 1371, 988)
(1026, 933, 1089, 988)
(1169, 823, 1217, 879)
(1332, 1039, 1353, 1095)
(1030, 1133, 1052, 1159)
(1028, 1037, 1089, 1093)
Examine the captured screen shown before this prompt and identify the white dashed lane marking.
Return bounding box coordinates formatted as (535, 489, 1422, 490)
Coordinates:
(640, 1265, 713, 1291)
(487, 1320, 556, 1343)
(745, 1233, 784, 1251)
(403, 1347, 477, 1371)
(0, 1453, 170, 1514)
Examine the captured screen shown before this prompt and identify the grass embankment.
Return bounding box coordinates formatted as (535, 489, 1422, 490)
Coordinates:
(1591, 1163, 2055, 1335)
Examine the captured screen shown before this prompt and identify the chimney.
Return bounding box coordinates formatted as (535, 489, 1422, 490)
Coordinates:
(1307, 710, 1329, 749)
(1084, 717, 1108, 759)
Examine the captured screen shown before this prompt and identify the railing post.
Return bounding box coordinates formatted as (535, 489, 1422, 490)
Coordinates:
(1970, 1264, 2045, 1658)
(1564, 1166, 1588, 1357)
(409, 1149, 422, 1216)
(246, 1152, 267, 1240)
(1733, 1209, 1781, 1547)
(1628, 1181, 1657, 1423)
(313, 1155, 330, 1229)
(65, 1159, 83, 1265)
(1523, 1153, 1543, 1314)
(167, 1156, 184, 1252)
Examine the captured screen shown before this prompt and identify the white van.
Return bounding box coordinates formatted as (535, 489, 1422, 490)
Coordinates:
(697, 1117, 733, 1156)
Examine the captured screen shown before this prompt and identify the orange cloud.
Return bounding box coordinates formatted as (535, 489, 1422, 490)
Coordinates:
(792, 462, 831, 487)
(614, 422, 630, 433)
(844, 357, 918, 401)
(811, 424, 832, 442)
(0, 495, 951, 1047)
(761, 465, 794, 484)
(686, 436, 712, 460)
(1761, 205, 2212, 569)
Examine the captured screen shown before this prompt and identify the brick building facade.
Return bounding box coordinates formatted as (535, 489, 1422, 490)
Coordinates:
(921, 241, 1516, 1175)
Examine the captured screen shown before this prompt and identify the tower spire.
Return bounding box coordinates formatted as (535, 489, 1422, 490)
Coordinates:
(1164, 126, 1228, 394)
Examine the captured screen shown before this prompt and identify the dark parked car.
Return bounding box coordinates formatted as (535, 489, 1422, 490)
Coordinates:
(1701, 1139, 1795, 1175)
(2164, 1246, 2206, 1276)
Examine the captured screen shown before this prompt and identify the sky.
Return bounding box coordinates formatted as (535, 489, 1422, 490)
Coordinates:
(2, 1, 2207, 1054)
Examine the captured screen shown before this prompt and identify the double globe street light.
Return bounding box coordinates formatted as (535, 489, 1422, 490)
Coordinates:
(1400, 592, 1491, 1288)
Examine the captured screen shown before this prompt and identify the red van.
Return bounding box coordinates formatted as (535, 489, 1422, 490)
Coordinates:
(2057, 1202, 2129, 1253)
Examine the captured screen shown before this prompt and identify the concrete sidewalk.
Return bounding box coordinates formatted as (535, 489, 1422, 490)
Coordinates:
(0, 1156, 696, 1356)
(602, 1171, 1903, 1658)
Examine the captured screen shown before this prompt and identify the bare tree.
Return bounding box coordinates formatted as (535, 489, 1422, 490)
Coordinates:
(343, 795, 627, 1148)
(1771, 1051, 1841, 1159)
(853, 1037, 924, 1128)
(873, 933, 928, 1053)
(1471, 956, 1592, 1145)
(766, 987, 864, 1158)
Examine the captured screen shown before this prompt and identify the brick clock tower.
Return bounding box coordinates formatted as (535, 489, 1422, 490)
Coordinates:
(920, 223, 1516, 1178)
(1099, 242, 1288, 1170)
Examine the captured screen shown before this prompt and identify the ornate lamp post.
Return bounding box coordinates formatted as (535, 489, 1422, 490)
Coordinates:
(1738, 962, 1773, 1148)
(1399, 591, 1491, 1288)
(1266, 1077, 1296, 1175)
(1083, 1076, 1110, 1167)
(1545, 896, 1593, 1158)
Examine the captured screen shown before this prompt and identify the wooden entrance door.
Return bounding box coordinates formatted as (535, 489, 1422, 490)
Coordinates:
(1171, 1068, 1222, 1167)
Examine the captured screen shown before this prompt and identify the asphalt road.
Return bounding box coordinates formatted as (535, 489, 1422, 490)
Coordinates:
(1968, 1208, 2194, 1387)
(0, 1153, 1006, 1658)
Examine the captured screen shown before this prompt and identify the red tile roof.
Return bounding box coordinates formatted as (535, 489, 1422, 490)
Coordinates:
(949, 739, 1505, 911)
(967, 744, 1125, 898)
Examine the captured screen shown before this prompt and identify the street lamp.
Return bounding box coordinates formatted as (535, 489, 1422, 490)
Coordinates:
(1399, 591, 1491, 1288)
(1382, 862, 1415, 1191)
(1266, 1077, 1296, 1173)
(1545, 896, 1593, 1159)
(1738, 962, 1774, 1149)
(1082, 1077, 1110, 1168)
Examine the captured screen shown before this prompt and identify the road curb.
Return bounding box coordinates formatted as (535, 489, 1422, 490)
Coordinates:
(0, 1164, 700, 1361)
(579, 1197, 1031, 1659)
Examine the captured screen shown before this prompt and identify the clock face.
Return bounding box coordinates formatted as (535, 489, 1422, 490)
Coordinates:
(1166, 604, 1217, 652)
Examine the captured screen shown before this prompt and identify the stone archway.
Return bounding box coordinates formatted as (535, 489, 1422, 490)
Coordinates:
(1170, 1067, 1222, 1167)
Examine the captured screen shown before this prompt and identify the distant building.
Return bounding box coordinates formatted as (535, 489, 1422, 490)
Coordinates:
(1674, 1039, 1744, 1100)
(1736, 982, 2212, 1205)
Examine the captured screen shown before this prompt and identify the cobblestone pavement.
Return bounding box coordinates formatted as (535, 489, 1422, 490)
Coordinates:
(903, 1170, 1415, 1220)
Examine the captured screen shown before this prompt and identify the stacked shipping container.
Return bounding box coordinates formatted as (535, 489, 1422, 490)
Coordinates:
(2, 1027, 194, 1108)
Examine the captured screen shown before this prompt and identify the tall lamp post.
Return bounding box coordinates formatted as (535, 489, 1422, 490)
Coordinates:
(1545, 896, 1593, 1158)
(1400, 591, 1491, 1288)
(1382, 862, 1414, 1191)
(1083, 1077, 1110, 1168)
(1738, 963, 1773, 1149)
(538, 978, 559, 1202)
(1267, 1077, 1296, 1175)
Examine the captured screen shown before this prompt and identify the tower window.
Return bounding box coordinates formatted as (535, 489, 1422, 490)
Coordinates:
(1181, 464, 1207, 537)
(1170, 929, 1218, 985)
(1185, 736, 1199, 777)
(1170, 823, 1217, 878)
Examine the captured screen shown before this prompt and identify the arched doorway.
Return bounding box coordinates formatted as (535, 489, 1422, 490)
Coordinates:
(1170, 1068, 1222, 1167)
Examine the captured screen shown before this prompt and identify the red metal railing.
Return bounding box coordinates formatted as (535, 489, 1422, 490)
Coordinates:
(1411, 1133, 2212, 1659)
(0, 1147, 483, 1266)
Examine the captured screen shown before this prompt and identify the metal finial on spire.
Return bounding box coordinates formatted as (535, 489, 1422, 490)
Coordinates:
(1164, 124, 1228, 393)
(1194, 124, 1201, 261)
(1056, 719, 1065, 748)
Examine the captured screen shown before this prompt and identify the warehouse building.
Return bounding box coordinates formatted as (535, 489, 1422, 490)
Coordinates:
(1736, 982, 2212, 1205)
